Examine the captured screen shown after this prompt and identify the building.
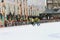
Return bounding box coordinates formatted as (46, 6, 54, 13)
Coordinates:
(1, 0, 28, 19)
(1, 0, 41, 20)
(4, 0, 21, 17)
(28, 5, 40, 16)
(0, 0, 4, 15)
(22, 0, 28, 18)
(47, 0, 60, 9)
(0, 0, 5, 25)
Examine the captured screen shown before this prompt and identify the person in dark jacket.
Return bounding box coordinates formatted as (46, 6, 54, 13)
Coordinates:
(0, 13, 2, 19)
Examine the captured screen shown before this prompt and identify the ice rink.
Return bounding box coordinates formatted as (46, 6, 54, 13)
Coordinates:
(0, 22, 60, 40)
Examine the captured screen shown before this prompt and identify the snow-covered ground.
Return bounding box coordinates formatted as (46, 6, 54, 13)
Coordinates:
(0, 22, 60, 40)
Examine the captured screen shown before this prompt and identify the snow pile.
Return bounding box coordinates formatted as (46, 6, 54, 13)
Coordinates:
(0, 22, 60, 40)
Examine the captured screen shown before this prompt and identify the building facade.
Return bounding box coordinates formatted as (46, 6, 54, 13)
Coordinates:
(0, 0, 41, 20)
(0, 0, 4, 15)
(28, 5, 40, 16)
(1, 0, 28, 18)
(47, 0, 60, 9)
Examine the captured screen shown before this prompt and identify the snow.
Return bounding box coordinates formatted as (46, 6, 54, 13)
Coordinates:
(0, 22, 60, 40)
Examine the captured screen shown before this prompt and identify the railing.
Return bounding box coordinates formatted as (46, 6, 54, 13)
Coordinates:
(5, 20, 29, 27)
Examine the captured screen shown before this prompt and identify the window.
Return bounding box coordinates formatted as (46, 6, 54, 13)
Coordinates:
(53, 0, 58, 3)
(20, 4, 21, 7)
(57, 0, 60, 3)
(58, 3, 60, 6)
(2, 0, 4, 2)
(18, 0, 22, 3)
(8, 0, 15, 2)
(29, 9, 30, 15)
(47, 4, 53, 9)
(53, 3, 58, 8)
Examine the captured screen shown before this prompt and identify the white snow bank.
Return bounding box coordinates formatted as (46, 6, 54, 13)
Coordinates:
(0, 22, 60, 40)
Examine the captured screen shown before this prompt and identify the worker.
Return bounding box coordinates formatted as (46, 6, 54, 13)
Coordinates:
(31, 18, 35, 25)
(37, 19, 40, 26)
